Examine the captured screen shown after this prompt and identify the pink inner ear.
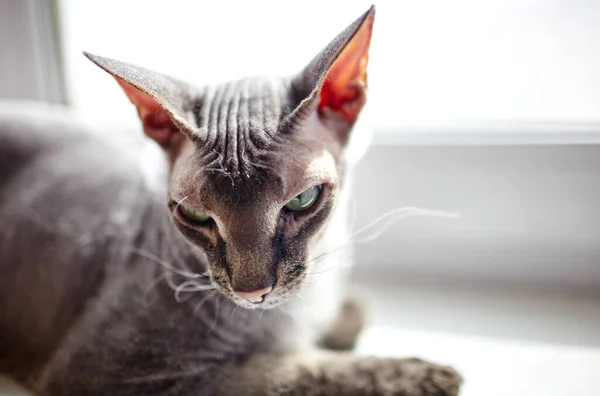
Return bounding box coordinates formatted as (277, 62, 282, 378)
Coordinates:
(116, 79, 177, 147)
(319, 12, 374, 124)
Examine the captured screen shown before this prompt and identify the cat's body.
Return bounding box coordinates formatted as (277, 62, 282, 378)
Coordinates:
(0, 101, 338, 391)
(0, 7, 462, 395)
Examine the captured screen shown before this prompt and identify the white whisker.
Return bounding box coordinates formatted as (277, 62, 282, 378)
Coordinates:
(144, 272, 169, 299)
(347, 192, 358, 235)
(193, 292, 216, 314)
(130, 247, 205, 280)
(208, 296, 222, 333)
(350, 207, 460, 244)
(231, 304, 241, 317)
(124, 366, 211, 384)
(294, 294, 307, 314)
(174, 280, 216, 303)
(171, 194, 192, 213)
(277, 304, 298, 321)
(303, 207, 460, 279)
(165, 271, 180, 291)
(305, 266, 336, 276)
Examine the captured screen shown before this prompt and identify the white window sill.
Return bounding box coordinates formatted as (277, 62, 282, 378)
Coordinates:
(371, 121, 600, 146)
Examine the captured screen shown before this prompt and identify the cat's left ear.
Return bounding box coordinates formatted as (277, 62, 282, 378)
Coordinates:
(83, 52, 198, 148)
(288, 5, 375, 134)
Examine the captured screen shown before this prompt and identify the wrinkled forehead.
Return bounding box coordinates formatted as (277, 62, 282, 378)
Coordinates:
(199, 161, 283, 209)
(174, 133, 335, 212)
(193, 76, 292, 146)
(196, 144, 332, 206)
(184, 77, 287, 207)
(171, 77, 337, 210)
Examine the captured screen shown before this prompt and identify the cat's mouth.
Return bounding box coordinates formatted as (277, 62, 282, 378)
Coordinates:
(209, 274, 305, 310)
(224, 284, 295, 310)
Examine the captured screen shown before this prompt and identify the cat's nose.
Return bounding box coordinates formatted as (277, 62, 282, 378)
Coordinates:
(233, 286, 272, 303)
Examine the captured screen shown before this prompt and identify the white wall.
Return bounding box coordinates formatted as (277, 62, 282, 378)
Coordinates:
(0, 1, 45, 100)
(0, 0, 65, 102)
(351, 140, 600, 290)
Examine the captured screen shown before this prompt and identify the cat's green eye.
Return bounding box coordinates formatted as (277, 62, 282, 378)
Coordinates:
(179, 205, 212, 224)
(284, 185, 322, 212)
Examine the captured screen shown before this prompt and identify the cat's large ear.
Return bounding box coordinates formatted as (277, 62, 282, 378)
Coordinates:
(288, 5, 375, 133)
(84, 52, 198, 148)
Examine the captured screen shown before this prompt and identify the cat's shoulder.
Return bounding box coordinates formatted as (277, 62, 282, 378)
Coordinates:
(0, 100, 152, 195)
(0, 100, 95, 146)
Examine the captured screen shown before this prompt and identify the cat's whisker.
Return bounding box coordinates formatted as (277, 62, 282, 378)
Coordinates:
(294, 294, 307, 315)
(165, 271, 180, 291)
(123, 367, 211, 384)
(174, 279, 216, 303)
(246, 159, 273, 171)
(208, 295, 222, 333)
(303, 253, 356, 283)
(143, 272, 169, 299)
(204, 150, 235, 186)
(231, 304, 241, 317)
(204, 167, 228, 174)
(174, 290, 196, 303)
(302, 207, 461, 277)
(239, 144, 275, 171)
(305, 266, 336, 276)
(301, 256, 341, 276)
(349, 207, 460, 245)
(277, 304, 300, 322)
(162, 271, 214, 303)
(193, 291, 216, 314)
(307, 253, 335, 266)
(347, 192, 358, 235)
(130, 247, 206, 280)
(171, 194, 193, 214)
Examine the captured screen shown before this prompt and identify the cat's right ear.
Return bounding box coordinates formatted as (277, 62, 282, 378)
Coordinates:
(83, 52, 198, 148)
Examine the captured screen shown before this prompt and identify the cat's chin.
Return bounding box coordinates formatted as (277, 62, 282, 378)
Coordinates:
(209, 268, 307, 310)
(228, 291, 288, 310)
(223, 286, 301, 311)
(231, 298, 278, 310)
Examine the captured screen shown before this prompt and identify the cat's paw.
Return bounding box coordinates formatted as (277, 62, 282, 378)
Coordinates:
(356, 356, 462, 396)
(274, 354, 462, 396)
(414, 358, 462, 396)
(319, 294, 367, 351)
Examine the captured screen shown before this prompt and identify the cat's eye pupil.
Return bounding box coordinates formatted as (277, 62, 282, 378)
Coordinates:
(284, 185, 322, 212)
(178, 204, 212, 224)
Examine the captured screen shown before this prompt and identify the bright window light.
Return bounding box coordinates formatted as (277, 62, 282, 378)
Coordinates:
(58, 0, 600, 132)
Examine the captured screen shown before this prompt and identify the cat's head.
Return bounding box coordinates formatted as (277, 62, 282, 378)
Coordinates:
(85, 6, 375, 309)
